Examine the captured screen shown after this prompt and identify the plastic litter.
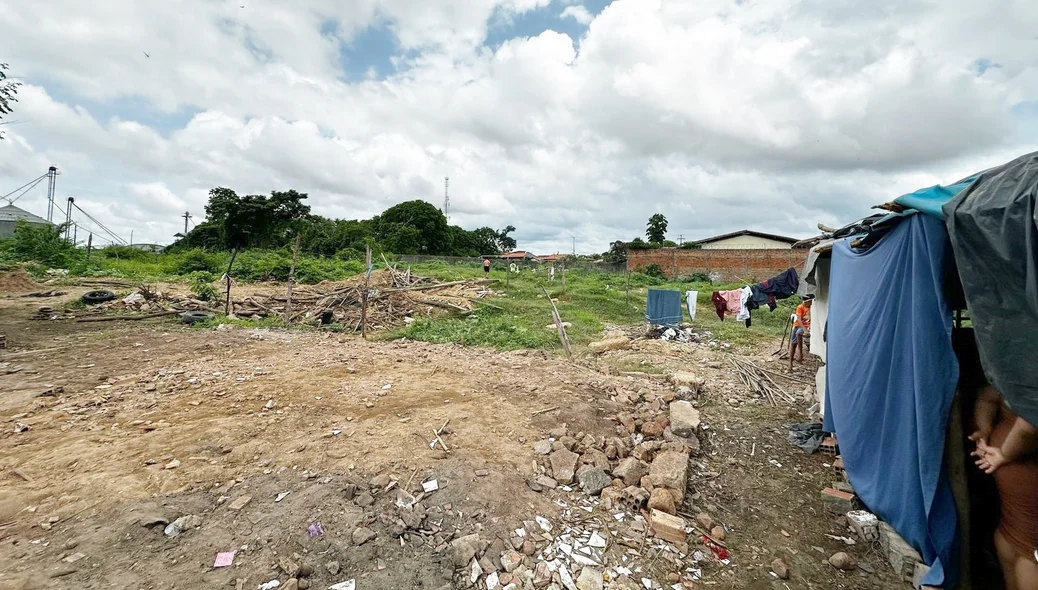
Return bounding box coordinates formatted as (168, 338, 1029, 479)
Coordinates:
(307, 521, 325, 537)
(213, 551, 236, 567)
(422, 479, 439, 493)
(328, 581, 356, 590)
(258, 581, 280, 590)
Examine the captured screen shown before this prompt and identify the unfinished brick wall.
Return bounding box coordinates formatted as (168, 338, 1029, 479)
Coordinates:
(627, 248, 810, 281)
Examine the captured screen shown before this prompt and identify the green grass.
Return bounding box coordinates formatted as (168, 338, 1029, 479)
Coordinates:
(387, 262, 799, 351)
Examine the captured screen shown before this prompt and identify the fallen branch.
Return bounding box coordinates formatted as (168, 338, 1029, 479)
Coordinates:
(385, 279, 497, 293)
(532, 406, 559, 416)
(76, 310, 181, 323)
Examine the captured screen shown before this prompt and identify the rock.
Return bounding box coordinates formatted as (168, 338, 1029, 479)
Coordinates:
(582, 449, 611, 471)
(298, 563, 313, 577)
(666, 572, 680, 583)
(532, 561, 552, 588)
(326, 561, 341, 575)
(578, 468, 612, 496)
(352, 527, 376, 546)
(558, 436, 579, 451)
(668, 401, 700, 437)
(549, 425, 568, 438)
(521, 540, 537, 556)
(449, 533, 482, 568)
(500, 550, 523, 573)
(227, 495, 252, 511)
(639, 418, 667, 438)
(662, 429, 700, 455)
(297, 580, 310, 590)
(670, 372, 702, 388)
(631, 441, 661, 462)
(575, 566, 603, 590)
(612, 457, 649, 486)
(710, 525, 726, 541)
(771, 558, 790, 579)
(588, 336, 630, 353)
(695, 513, 715, 531)
(164, 459, 181, 470)
(355, 493, 374, 507)
(550, 449, 580, 484)
(829, 552, 857, 571)
(282, 579, 299, 590)
(598, 487, 625, 510)
(649, 451, 689, 499)
(533, 440, 553, 455)
(163, 514, 202, 537)
(527, 475, 557, 492)
(647, 488, 676, 515)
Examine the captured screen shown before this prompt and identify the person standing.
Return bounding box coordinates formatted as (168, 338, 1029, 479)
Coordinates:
(789, 296, 812, 372)
(971, 385, 1038, 590)
(483, 257, 491, 279)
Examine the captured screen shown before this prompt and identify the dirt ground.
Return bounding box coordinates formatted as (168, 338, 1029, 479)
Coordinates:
(0, 285, 907, 590)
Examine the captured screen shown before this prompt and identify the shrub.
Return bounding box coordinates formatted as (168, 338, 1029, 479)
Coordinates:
(169, 249, 223, 274)
(187, 271, 218, 301)
(99, 245, 154, 260)
(642, 263, 667, 279)
(8, 221, 82, 268)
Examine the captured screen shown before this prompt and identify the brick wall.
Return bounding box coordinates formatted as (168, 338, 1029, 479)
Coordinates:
(627, 248, 810, 282)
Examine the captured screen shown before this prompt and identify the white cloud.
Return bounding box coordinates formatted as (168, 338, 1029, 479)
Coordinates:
(561, 5, 594, 25)
(1, 0, 1037, 253)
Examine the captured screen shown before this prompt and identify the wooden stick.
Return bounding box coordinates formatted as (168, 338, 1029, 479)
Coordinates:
(384, 279, 496, 293)
(76, 310, 180, 323)
(224, 249, 239, 316)
(285, 234, 301, 323)
(432, 429, 449, 452)
(532, 406, 559, 416)
(362, 246, 372, 339)
(541, 286, 572, 358)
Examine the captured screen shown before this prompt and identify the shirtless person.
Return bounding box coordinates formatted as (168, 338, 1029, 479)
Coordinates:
(971, 384, 1038, 590)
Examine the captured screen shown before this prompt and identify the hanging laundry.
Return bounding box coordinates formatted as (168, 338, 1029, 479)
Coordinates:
(646, 289, 683, 325)
(758, 267, 800, 299)
(736, 286, 752, 322)
(721, 289, 742, 316)
(748, 284, 773, 311)
(686, 291, 698, 322)
(710, 291, 727, 320)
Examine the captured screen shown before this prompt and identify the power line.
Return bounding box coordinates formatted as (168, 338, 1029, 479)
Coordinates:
(71, 201, 127, 245)
(4, 175, 47, 206)
(1, 172, 48, 203)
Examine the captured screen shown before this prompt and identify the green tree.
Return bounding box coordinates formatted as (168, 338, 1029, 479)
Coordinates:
(646, 214, 668, 243)
(9, 221, 79, 267)
(495, 225, 517, 252)
(0, 63, 20, 139)
(196, 187, 311, 250)
(375, 200, 451, 254)
(602, 240, 628, 263)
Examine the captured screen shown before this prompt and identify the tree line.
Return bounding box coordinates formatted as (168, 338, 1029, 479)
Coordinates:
(176, 187, 517, 258)
(600, 213, 698, 263)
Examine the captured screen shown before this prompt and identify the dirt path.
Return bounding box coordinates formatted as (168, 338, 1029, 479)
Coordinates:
(0, 294, 904, 590)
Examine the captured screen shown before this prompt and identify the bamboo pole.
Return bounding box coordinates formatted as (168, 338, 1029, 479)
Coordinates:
(285, 234, 301, 323)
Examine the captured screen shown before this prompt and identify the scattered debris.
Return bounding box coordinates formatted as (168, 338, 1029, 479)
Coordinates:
(214, 551, 236, 568)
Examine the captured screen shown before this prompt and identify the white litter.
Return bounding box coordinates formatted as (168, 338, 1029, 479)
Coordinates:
(382, 384, 392, 390)
(328, 581, 356, 590)
(641, 578, 653, 589)
(422, 480, 439, 493)
(535, 516, 552, 532)
(275, 492, 290, 502)
(258, 581, 281, 590)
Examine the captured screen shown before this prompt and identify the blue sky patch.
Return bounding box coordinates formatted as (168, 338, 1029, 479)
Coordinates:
(484, 0, 615, 50)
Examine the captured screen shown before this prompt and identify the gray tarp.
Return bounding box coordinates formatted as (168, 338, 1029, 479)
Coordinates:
(944, 151, 1038, 427)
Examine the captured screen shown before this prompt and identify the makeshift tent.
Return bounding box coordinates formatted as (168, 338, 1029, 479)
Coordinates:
(824, 214, 959, 587)
(803, 150, 1038, 588)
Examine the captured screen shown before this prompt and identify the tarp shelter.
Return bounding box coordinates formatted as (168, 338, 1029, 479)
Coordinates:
(802, 150, 1038, 588)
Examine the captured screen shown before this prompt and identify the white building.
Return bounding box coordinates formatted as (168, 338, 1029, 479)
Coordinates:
(692, 229, 800, 250)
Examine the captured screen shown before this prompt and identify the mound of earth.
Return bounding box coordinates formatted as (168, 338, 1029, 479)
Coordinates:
(0, 268, 38, 294)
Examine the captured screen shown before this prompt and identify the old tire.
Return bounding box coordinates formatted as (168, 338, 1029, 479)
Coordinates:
(180, 311, 213, 325)
(81, 290, 116, 305)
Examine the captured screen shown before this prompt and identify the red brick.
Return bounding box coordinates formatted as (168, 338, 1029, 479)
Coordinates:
(628, 248, 810, 282)
(821, 487, 858, 513)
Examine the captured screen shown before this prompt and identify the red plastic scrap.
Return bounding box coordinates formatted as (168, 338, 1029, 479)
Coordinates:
(702, 536, 729, 560)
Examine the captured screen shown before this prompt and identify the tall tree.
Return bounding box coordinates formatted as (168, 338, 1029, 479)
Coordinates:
(0, 63, 21, 139)
(200, 187, 311, 250)
(646, 214, 668, 243)
(495, 225, 517, 252)
(375, 200, 451, 254)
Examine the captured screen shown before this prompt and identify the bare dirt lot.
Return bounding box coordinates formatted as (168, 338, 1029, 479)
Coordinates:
(0, 287, 905, 590)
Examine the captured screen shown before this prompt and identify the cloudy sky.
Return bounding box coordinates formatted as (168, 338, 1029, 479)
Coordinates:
(2, 0, 1037, 253)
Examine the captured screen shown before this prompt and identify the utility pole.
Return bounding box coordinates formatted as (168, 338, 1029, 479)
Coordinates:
(130, 230, 134, 246)
(45, 166, 58, 222)
(572, 237, 576, 256)
(86, 233, 93, 259)
(182, 211, 192, 235)
(678, 235, 684, 246)
(443, 177, 450, 222)
(72, 222, 77, 246)
(64, 197, 74, 242)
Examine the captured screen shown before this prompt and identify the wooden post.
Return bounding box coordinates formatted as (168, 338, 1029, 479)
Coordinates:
(561, 262, 566, 293)
(361, 246, 372, 339)
(626, 271, 631, 305)
(86, 233, 93, 260)
(285, 234, 301, 323)
(224, 249, 239, 316)
(542, 286, 572, 358)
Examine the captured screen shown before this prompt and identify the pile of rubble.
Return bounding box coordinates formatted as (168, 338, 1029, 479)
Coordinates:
(245, 267, 495, 330)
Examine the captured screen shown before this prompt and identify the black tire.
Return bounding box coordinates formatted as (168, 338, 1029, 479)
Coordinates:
(180, 311, 213, 325)
(81, 290, 116, 305)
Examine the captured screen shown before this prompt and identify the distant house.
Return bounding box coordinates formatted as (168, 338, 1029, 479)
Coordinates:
(692, 229, 802, 250)
(537, 253, 565, 262)
(499, 251, 535, 260)
(0, 204, 54, 239)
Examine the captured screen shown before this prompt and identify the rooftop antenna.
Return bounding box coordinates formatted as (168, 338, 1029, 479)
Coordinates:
(444, 176, 450, 222)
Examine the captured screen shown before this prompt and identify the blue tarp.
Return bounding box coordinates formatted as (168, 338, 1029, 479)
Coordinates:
(823, 214, 959, 587)
(646, 289, 683, 324)
(892, 177, 975, 218)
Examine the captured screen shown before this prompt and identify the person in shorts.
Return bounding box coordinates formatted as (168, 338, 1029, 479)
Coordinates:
(789, 296, 812, 372)
(483, 257, 491, 278)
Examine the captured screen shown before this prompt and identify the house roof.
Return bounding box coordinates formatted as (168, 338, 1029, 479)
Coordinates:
(499, 251, 533, 259)
(693, 229, 800, 245)
(0, 204, 52, 225)
(537, 253, 565, 261)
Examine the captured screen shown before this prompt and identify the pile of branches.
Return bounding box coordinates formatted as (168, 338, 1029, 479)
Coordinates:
(239, 267, 496, 331)
(727, 356, 796, 405)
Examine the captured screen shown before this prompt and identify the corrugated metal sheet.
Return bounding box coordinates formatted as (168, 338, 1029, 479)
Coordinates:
(0, 204, 52, 225)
